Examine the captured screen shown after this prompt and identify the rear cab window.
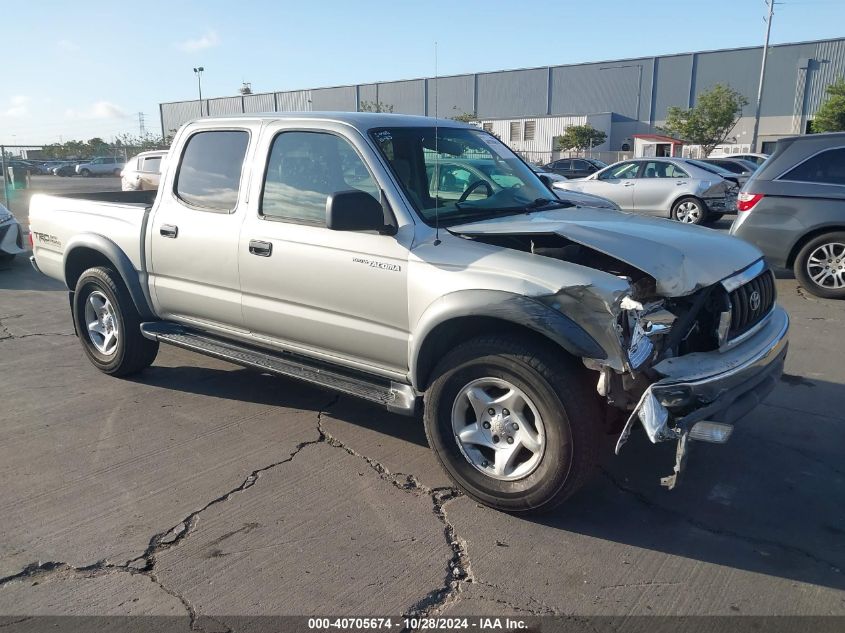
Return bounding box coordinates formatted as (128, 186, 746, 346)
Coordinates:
(174, 130, 250, 212)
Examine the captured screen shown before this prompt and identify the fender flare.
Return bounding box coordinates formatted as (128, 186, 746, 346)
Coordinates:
(409, 289, 607, 390)
(63, 233, 155, 320)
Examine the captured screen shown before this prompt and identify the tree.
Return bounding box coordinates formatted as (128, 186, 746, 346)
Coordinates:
(811, 78, 845, 132)
(553, 125, 607, 151)
(450, 107, 477, 123)
(662, 84, 749, 156)
(358, 100, 394, 113)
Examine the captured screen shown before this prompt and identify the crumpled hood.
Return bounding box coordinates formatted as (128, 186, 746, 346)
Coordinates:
(449, 207, 763, 296)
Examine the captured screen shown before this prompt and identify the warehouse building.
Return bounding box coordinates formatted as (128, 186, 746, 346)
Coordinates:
(159, 37, 845, 162)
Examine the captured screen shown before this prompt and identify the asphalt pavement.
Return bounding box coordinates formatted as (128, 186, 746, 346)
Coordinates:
(0, 178, 843, 628)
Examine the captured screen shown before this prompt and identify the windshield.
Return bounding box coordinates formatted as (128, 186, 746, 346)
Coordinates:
(370, 126, 562, 226)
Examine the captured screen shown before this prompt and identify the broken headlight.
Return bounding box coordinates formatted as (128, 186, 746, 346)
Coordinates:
(620, 296, 678, 371)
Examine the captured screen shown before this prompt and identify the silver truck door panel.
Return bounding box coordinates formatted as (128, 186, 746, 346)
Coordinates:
(149, 129, 251, 329)
(239, 222, 410, 371)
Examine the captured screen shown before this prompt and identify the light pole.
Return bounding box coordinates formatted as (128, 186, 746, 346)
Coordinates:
(193, 67, 205, 117)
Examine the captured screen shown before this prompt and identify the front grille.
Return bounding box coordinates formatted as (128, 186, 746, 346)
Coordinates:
(728, 270, 776, 339)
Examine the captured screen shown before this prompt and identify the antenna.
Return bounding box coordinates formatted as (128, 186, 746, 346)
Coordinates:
(433, 41, 441, 246)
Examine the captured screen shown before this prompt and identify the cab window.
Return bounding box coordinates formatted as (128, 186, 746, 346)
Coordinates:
(261, 131, 379, 225)
(175, 130, 250, 212)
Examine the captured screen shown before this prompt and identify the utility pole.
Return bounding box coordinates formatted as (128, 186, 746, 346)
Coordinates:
(138, 112, 146, 136)
(750, 0, 775, 152)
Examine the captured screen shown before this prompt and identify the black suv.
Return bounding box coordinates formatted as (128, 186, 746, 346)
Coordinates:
(543, 157, 607, 179)
(730, 132, 845, 298)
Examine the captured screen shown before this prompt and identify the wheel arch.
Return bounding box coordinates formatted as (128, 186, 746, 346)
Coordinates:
(410, 290, 606, 391)
(64, 234, 155, 320)
(787, 225, 845, 268)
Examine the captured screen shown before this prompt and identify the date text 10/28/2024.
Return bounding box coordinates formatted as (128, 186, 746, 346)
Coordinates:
(307, 617, 530, 630)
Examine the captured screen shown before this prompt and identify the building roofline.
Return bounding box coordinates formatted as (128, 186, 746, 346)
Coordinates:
(159, 36, 845, 107)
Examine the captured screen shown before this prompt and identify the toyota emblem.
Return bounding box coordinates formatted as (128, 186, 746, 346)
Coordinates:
(749, 290, 761, 311)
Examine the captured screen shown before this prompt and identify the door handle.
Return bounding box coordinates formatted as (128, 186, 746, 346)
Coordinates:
(624, 182, 635, 187)
(160, 224, 178, 238)
(249, 240, 273, 257)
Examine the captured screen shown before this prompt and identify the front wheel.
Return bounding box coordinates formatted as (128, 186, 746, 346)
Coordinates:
(423, 336, 600, 513)
(80, 169, 91, 177)
(794, 231, 845, 299)
(73, 266, 159, 376)
(671, 197, 708, 225)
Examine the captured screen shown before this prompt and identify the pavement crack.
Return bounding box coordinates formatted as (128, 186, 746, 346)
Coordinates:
(600, 467, 843, 575)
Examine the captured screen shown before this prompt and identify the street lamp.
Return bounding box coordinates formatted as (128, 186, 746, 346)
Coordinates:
(193, 67, 205, 117)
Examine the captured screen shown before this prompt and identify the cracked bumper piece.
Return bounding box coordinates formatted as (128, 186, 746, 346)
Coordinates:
(616, 306, 789, 485)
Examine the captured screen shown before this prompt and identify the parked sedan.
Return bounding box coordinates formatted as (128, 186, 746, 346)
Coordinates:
(53, 163, 79, 177)
(731, 132, 845, 298)
(121, 150, 167, 191)
(699, 157, 758, 182)
(543, 157, 607, 179)
(554, 157, 737, 224)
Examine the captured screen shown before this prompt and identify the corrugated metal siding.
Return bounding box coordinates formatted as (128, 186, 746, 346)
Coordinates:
(550, 59, 653, 121)
(806, 39, 845, 115)
(310, 86, 357, 111)
(243, 92, 276, 113)
(357, 84, 378, 109)
(378, 80, 425, 115)
(692, 49, 760, 117)
(207, 96, 244, 116)
(427, 74, 475, 117)
(161, 101, 203, 136)
(480, 115, 591, 156)
(651, 54, 693, 122)
(759, 42, 816, 117)
(275, 90, 312, 112)
(477, 68, 548, 118)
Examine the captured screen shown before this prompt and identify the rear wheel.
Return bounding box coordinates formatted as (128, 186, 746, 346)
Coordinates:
(671, 197, 708, 225)
(423, 336, 600, 513)
(794, 231, 845, 299)
(73, 266, 159, 376)
(80, 168, 91, 177)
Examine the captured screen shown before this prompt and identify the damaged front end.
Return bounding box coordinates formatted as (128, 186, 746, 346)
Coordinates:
(454, 223, 789, 488)
(600, 261, 788, 488)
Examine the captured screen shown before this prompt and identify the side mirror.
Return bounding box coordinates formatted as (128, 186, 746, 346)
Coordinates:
(537, 174, 554, 191)
(326, 190, 394, 234)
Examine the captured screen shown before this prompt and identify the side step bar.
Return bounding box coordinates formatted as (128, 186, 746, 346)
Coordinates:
(140, 322, 418, 416)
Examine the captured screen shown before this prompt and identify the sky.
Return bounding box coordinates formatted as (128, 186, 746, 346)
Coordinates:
(0, 0, 843, 146)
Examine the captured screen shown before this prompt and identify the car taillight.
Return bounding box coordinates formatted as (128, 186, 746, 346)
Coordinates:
(28, 230, 33, 249)
(736, 192, 764, 212)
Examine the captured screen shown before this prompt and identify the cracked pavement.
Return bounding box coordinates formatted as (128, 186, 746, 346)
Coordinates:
(1, 246, 844, 626)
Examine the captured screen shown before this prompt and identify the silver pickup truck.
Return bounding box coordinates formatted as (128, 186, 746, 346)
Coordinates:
(29, 113, 789, 512)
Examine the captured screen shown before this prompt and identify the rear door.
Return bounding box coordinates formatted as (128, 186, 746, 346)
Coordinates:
(633, 160, 690, 216)
(148, 128, 252, 331)
(237, 124, 412, 374)
(579, 161, 638, 210)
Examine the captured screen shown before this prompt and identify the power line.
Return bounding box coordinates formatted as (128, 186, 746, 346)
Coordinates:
(138, 112, 146, 135)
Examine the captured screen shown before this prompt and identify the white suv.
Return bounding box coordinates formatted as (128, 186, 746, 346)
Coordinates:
(121, 150, 167, 191)
(75, 156, 126, 177)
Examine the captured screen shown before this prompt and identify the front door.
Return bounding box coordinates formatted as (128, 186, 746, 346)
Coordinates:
(238, 128, 411, 374)
(149, 128, 251, 331)
(580, 161, 639, 210)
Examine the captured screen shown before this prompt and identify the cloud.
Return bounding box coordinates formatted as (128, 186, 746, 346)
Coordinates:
(65, 101, 129, 120)
(57, 39, 80, 52)
(1, 95, 30, 118)
(178, 29, 220, 52)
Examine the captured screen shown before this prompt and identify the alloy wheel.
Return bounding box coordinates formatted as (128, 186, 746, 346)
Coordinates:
(84, 290, 120, 355)
(807, 242, 845, 290)
(451, 377, 546, 481)
(675, 200, 702, 223)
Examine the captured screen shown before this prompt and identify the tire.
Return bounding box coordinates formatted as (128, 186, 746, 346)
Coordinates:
(671, 197, 708, 225)
(80, 169, 91, 177)
(72, 266, 159, 376)
(794, 231, 845, 299)
(705, 212, 725, 224)
(423, 335, 600, 513)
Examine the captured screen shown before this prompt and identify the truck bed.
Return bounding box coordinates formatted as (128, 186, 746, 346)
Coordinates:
(28, 190, 158, 286)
